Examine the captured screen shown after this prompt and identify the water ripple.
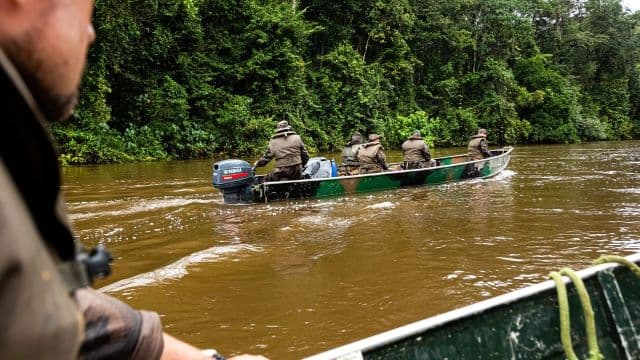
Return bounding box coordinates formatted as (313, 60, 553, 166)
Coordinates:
(69, 197, 215, 221)
(100, 244, 261, 293)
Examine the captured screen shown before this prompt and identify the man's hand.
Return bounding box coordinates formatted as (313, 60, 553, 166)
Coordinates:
(161, 333, 270, 360)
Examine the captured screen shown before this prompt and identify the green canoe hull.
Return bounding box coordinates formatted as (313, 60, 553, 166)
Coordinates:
(306, 253, 640, 360)
(249, 147, 512, 203)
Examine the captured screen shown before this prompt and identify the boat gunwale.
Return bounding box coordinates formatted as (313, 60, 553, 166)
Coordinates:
(304, 252, 640, 360)
(258, 146, 514, 186)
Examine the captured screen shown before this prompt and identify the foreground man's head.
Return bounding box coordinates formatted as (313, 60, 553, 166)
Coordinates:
(0, 0, 95, 121)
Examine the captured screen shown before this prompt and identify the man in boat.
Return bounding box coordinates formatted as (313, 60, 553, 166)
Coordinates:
(0, 1, 266, 359)
(254, 120, 310, 182)
(401, 130, 436, 169)
(356, 134, 389, 174)
(468, 128, 492, 160)
(339, 131, 363, 176)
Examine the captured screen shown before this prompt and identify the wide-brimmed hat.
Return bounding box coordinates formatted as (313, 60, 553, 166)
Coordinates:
(276, 120, 292, 132)
(368, 134, 381, 142)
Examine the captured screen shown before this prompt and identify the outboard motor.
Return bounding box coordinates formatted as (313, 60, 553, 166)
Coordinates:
(212, 159, 255, 204)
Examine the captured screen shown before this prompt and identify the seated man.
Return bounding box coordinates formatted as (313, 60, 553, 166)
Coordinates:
(356, 134, 389, 174)
(254, 121, 310, 181)
(468, 128, 492, 160)
(401, 130, 435, 169)
(339, 131, 363, 176)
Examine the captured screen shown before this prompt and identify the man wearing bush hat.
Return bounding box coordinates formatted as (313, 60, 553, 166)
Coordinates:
(402, 130, 435, 169)
(356, 134, 389, 174)
(339, 131, 363, 176)
(468, 128, 492, 160)
(254, 120, 310, 181)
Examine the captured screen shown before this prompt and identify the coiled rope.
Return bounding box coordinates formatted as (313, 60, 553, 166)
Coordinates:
(593, 255, 640, 278)
(549, 270, 578, 360)
(549, 268, 603, 360)
(549, 255, 640, 360)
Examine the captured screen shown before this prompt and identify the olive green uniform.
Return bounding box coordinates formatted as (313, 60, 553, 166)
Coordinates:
(339, 143, 362, 176)
(356, 141, 388, 174)
(256, 130, 310, 181)
(401, 136, 433, 169)
(0, 48, 164, 360)
(468, 134, 491, 160)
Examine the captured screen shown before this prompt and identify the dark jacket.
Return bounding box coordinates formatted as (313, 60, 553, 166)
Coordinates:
(256, 130, 310, 168)
(0, 48, 163, 360)
(468, 134, 491, 160)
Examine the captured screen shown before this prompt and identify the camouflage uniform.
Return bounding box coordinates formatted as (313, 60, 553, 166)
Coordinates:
(0, 49, 164, 360)
(468, 129, 491, 160)
(255, 121, 310, 182)
(339, 132, 362, 176)
(356, 134, 389, 174)
(401, 131, 433, 169)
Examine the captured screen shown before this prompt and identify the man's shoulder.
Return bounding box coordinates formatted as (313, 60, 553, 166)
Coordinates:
(290, 133, 305, 146)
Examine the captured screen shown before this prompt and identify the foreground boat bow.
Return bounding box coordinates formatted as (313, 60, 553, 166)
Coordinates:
(305, 253, 640, 359)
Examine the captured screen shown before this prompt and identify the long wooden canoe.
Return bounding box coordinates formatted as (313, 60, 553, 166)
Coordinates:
(212, 146, 513, 204)
(305, 253, 640, 360)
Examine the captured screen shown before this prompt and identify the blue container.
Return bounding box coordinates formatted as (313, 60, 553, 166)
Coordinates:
(331, 159, 338, 177)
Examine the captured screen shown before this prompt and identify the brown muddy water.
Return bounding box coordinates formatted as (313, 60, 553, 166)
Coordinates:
(61, 141, 640, 359)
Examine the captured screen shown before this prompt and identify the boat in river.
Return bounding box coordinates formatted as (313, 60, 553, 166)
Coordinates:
(305, 253, 640, 360)
(212, 146, 513, 204)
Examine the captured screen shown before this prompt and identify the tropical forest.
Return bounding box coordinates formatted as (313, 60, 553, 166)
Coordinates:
(52, 0, 640, 164)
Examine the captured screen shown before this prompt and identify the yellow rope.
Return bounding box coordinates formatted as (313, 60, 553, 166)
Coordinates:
(549, 271, 579, 360)
(593, 255, 640, 278)
(558, 268, 603, 360)
(549, 255, 640, 360)
(549, 268, 604, 360)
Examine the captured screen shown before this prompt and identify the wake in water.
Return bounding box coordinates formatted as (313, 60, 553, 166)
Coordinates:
(493, 169, 516, 181)
(100, 243, 262, 293)
(68, 196, 215, 221)
(365, 201, 396, 209)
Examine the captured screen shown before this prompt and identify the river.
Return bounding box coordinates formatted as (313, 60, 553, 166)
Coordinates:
(61, 141, 640, 359)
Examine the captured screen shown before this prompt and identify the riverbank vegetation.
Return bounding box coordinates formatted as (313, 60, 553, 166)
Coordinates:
(52, 0, 640, 164)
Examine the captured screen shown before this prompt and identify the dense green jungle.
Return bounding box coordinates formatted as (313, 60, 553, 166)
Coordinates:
(52, 0, 640, 164)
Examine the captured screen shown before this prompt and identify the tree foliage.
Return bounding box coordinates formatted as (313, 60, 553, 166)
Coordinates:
(53, 0, 640, 164)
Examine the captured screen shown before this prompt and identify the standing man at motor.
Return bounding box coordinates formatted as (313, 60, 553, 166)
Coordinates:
(401, 131, 435, 169)
(0, 0, 266, 359)
(356, 134, 389, 174)
(254, 120, 310, 182)
(339, 131, 363, 176)
(468, 128, 492, 160)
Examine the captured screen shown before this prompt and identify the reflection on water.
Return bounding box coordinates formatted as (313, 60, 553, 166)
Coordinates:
(62, 142, 640, 359)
